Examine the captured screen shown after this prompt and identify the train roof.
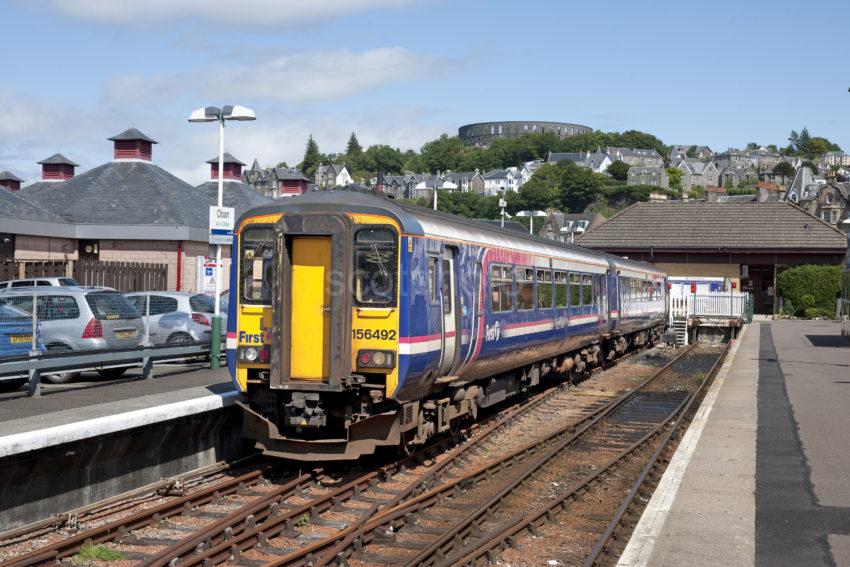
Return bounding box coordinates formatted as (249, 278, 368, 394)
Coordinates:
(242, 190, 665, 278)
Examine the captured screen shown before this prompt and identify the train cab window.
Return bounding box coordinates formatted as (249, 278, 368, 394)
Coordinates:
(554, 271, 568, 308)
(354, 228, 398, 306)
(569, 273, 581, 307)
(240, 227, 275, 304)
(428, 257, 438, 304)
(491, 265, 513, 312)
(537, 269, 553, 309)
(516, 268, 535, 311)
(582, 274, 593, 305)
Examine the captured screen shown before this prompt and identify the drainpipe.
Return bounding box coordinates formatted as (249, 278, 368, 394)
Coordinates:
(176, 240, 183, 291)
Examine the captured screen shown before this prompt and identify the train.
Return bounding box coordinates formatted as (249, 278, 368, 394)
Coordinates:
(226, 190, 669, 460)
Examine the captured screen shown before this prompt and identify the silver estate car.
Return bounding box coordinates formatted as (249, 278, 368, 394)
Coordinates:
(0, 277, 81, 291)
(0, 287, 144, 383)
(125, 291, 225, 345)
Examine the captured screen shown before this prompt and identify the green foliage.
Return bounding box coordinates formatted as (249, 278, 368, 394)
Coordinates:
(800, 160, 819, 175)
(727, 187, 756, 196)
(360, 145, 405, 175)
(346, 132, 363, 156)
(746, 142, 759, 150)
(788, 127, 841, 160)
(276, 161, 288, 168)
(777, 265, 842, 318)
(300, 135, 321, 177)
(73, 544, 124, 563)
(295, 513, 311, 528)
(420, 134, 465, 173)
(666, 167, 682, 192)
(685, 145, 698, 158)
(557, 162, 605, 212)
(432, 191, 501, 218)
(772, 161, 795, 177)
(602, 183, 655, 208)
(607, 160, 630, 181)
(518, 164, 561, 210)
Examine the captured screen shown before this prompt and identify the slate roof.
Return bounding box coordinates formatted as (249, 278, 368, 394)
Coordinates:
(273, 168, 310, 181)
(606, 147, 661, 159)
(0, 171, 24, 182)
(483, 169, 509, 180)
(18, 160, 205, 227)
(37, 153, 79, 166)
(108, 128, 157, 143)
(195, 180, 272, 218)
(578, 202, 847, 250)
(0, 184, 67, 224)
(206, 152, 246, 165)
(316, 164, 346, 177)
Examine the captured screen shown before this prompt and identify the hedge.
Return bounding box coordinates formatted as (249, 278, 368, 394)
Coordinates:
(777, 264, 842, 318)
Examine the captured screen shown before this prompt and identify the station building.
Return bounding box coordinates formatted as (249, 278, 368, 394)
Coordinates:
(1, 128, 268, 292)
(578, 202, 848, 314)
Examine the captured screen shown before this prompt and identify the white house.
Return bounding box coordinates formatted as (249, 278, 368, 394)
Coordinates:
(482, 168, 523, 195)
(314, 164, 354, 188)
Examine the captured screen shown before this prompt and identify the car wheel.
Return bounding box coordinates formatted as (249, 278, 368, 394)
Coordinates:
(166, 332, 193, 345)
(0, 379, 27, 391)
(98, 368, 128, 379)
(43, 346, 82, 384)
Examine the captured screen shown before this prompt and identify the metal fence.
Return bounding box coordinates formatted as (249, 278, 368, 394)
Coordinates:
(0, 289, 222, 394)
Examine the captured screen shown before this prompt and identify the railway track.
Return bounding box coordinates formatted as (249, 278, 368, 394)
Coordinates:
(290, 344, 724, 567)
(0, 344, 675, 567)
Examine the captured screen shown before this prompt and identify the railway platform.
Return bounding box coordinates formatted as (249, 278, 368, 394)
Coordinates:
(619, 319, 850, 567)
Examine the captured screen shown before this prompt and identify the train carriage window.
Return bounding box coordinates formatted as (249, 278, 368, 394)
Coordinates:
(240, 226, 275, 304)
(537, 269, 553, 309)
(569, 273, 581, 307)
(516, 267, 534, 311)
(354, 227, 398, 306)
(428, 257, 438, 304)
(490, 265, 513, 312)
(582, 274, 593, 305)
(442, 259, 453, 314)
(554, 271, 568, 308)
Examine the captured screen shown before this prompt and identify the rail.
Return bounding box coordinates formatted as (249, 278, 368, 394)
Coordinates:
(0, 342, 214, 397)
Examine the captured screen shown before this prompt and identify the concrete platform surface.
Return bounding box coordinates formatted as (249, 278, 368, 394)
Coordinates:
(619, 320, 850, 567)
(0, 364, 235, 455)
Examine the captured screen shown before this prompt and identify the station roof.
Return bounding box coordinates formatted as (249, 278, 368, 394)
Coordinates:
(578, 202, 847, 251)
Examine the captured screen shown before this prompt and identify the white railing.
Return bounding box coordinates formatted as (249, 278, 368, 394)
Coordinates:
(671, 292, 748, 319)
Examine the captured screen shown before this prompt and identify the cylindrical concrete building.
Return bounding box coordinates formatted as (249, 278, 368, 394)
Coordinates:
(458, 121, 592, 147)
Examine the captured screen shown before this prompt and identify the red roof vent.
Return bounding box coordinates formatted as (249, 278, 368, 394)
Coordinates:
(108, 128, 157, 161)
(0, 170, 23, 192)
(38, 153, 79, 181)
(206, 152, 245, 180)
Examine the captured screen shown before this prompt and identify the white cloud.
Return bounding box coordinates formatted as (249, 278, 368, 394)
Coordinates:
(34, 0, 417, 26)
(103, 48, 449, 106)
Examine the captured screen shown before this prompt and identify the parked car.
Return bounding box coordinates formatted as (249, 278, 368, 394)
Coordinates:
(0, 303, 46, 390)
(125, 291, 226, 346)
(0, 277, 80, 291)
(0, 288, 144, 383)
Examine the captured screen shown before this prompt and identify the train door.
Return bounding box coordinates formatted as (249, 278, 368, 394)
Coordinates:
(289, 236, 331, 381)
(598, 273, 607, 333)
(438, 247, 458, 375)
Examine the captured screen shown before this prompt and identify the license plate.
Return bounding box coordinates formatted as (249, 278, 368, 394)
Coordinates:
(115, 329, 138, 339)
(10, 335, 32, 344)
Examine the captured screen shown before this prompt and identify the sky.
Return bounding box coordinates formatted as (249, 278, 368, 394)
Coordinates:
(2, 0, 849, 185)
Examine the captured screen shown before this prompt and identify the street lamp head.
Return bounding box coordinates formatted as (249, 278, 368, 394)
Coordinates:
(188, 106, 221, 122)
(223, 105, 256, 121)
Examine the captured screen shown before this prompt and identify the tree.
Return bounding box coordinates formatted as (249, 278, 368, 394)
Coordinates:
(666, 167, 682, 192)
(361, 145, 404, 175)
(772, 161, 795, 178)
(607, 160, 630, 181)
(276, 161, 289, 168)
(346, 132, 363, 156)
(685, 145, 698, 158)
(557, 162, 604, 212)
(420, 135, 464, 173)
(800, 160, 819, 175)
(746, 142, 759, 150)
(300, 135, 321, 176)
(518, 164, 561, 210)
(787, 127, 841, 159)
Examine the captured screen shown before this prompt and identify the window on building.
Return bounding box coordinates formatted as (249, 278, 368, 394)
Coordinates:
(569, 273, 581, 306)
(491, 265, 513, 312)
(537, 269, 553, 309)
(517, 267, 535, 310)
(582, 274, 593, 305)
(554, 271, 568, 307)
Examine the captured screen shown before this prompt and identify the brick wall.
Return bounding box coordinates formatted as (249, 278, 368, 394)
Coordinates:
(14, 235, 78, 261)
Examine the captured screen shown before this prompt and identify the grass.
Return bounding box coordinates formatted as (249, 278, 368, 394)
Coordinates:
(71, 544, 124, 563)
(295, 513, 311, 528)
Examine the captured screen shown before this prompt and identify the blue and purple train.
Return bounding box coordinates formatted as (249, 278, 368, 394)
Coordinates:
(230, 190, 668, 460)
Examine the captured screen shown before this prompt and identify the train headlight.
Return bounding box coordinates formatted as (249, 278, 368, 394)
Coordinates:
(239, 347, 259, 362)
(356, 349, 395, 369)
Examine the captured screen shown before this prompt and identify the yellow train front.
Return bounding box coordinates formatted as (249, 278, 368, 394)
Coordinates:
(228, 191, 668, 461)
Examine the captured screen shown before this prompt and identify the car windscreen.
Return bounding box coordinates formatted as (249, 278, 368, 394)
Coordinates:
(189, 294, 216, 313)
(59, 278, 80, 286)
(85, 292, 140, 320)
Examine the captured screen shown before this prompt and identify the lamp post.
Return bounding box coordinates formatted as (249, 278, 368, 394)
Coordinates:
(189, 105, 255, 369)
(515, 210, 547, 235)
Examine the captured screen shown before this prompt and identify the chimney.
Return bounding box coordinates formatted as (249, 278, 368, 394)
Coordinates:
(0, 170, 23, 192)
(375, 171, 386, 193)
(37, 153, 78, 181)
(108, 127, 157, 161)
(206, 152, 245, 180)
(706, 185, 727, 203)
